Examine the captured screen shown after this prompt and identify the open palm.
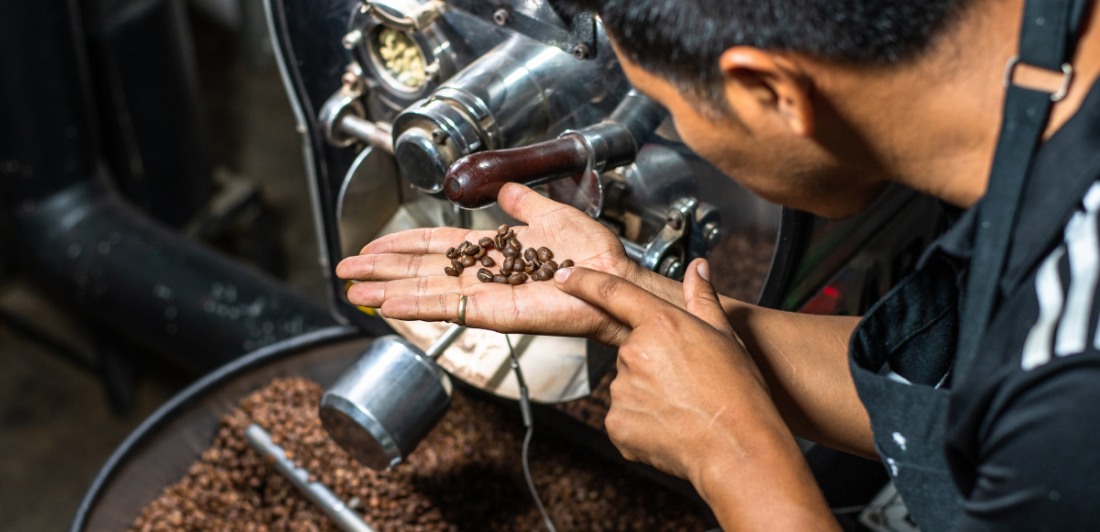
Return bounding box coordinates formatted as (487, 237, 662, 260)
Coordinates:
(337, 183, 640, 345)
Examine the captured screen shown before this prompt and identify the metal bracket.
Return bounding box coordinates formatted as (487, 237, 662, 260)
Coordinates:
(630, 197, 721, 280)
(363, 0, 444, 32)
(444, 0, 597, 59)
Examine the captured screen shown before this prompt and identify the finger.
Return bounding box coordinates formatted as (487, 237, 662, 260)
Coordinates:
(377, 286, 515, 330)
(682, 258, 735, 336)
(553, 266, 675, 329)
(359, 227, 494, 256)
(498, 183, 572, 225)
(336, 253, 463, 281)
(378, 291, 466, 326)
(347, 275, 480, 308)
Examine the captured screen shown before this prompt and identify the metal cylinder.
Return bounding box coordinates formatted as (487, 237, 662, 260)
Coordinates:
(391, 34, 613, 193)
(319, 335, 453, 470)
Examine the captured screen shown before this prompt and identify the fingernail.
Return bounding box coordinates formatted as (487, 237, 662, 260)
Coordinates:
(555, 267, 572, 283)
(697, 260, 710, 282)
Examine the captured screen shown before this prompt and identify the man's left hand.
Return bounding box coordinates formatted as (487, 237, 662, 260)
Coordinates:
(554, 259, 840, 531)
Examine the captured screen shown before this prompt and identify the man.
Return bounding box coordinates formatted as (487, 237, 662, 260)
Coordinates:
(337, 0, 1100, 529)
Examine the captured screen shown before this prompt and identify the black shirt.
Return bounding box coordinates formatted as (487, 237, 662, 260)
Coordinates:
(941, 73, 1100, 530)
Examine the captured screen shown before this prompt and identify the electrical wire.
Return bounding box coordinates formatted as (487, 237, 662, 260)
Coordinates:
(505, 334, 558, 532)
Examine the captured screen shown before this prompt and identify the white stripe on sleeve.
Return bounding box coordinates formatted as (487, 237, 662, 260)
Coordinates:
(1022, 246, 1067, 371)
(1055, 184, 1100, 355)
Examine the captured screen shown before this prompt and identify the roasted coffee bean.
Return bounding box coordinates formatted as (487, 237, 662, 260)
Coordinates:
(474, 247, 487, 259)
(480, 256, 495, 267)
(493, 274, 508, 284)
(477, 269, 494, 282)
(502, 246, 518, 258)
(458, 241, 470, 255)
(494, 235, 504, 250)
(445, 267, 459, 277)
(446, 247, 457, 259)
(479, 236, 494, 249)
(450, 259, 464, 274)
(544, 259, 558, 272)
(497, 224, 510, 235)
(534, 268, 553, 281)
(507, 272, 528, 285)
(507, 237, 521, 250)
(464, 244, 481, 256)
(460, 255, 476, 268)
(523, 248, 538, 262)
(560, 259, 574, 268)
(524, 263, 537, 274)
(537, 247, 553, 262)
(501, 256, 514, 273)
(132, 376, 707, 532)
(512, 258, 526, 273)
(503, 229, 515, 240)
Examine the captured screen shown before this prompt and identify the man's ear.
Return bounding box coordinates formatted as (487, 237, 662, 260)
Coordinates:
(719, 47, 814, 137)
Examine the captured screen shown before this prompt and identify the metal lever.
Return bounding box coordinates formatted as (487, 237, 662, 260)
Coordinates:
(246, 424, 378, 532)
(426, 324, 465, 359)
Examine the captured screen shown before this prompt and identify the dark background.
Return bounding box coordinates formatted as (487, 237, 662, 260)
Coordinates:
(0, 5, 324, 530)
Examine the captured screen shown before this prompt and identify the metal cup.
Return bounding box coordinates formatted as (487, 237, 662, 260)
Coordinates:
(319, 334, 454, 470)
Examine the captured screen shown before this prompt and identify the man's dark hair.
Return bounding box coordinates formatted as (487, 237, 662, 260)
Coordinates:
(553, 0, 970, 114)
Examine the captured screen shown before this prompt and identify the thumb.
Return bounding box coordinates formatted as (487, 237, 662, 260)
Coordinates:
(498, 183, 572, 225)
(683, 259, 735, 336)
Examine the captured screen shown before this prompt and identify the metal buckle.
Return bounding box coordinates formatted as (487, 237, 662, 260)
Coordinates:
(1002, 55, 1074, 102)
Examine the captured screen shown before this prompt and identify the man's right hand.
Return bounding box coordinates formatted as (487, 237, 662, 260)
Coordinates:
(337, 183, 658, 346)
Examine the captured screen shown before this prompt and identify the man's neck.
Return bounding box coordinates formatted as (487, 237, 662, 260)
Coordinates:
(813, 0, 1100, 209)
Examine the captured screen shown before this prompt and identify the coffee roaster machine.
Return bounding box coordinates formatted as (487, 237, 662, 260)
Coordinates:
(68, 1, 946, 530)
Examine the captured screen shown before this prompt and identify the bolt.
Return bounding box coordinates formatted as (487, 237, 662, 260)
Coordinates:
(659, 257, 683, 279)
(703, 222, 721, 248)
(572, 43, 591, 60)
(431, 129, 449, 145)
(341, 71, 362, 91)
(666, 210, 684, 230)
(342, 29, 363, 50)
(493, 8, 512, 26)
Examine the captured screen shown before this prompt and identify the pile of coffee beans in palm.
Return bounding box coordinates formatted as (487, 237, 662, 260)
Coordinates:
(444, 224, 573, 285)
(130, 377, 708, 532)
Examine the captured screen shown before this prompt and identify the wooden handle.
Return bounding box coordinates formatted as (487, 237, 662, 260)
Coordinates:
(443, 136, 589, 209)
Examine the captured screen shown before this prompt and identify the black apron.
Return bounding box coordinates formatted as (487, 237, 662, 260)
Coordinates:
(847, 0, 1090, 529)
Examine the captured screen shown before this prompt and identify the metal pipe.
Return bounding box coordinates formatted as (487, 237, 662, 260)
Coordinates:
(426, 324, 464, 359)
(0, 0, 341, 373)
(246, 424, 378, 532)
(338, 116, 394, 154)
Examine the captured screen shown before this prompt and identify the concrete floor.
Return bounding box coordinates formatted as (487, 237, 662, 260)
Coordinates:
(0, 9, 324, 531)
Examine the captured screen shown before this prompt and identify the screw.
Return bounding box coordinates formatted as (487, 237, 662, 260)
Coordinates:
(431, 129, 449, 145)
(493, 8, 512, 26)
(703, 222, 721, 248)
(659, 257, 683, 279)
(342, 29, 363, 50)
(341, 71, 362, 91)
(666, 210, 684, 230)
(572, 43, 591, 60)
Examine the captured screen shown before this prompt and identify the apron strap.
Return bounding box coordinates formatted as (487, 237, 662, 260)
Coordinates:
(955, 0, 1091, 380)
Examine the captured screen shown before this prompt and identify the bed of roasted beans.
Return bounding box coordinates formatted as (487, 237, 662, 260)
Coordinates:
(444, 224, 574, 285)
(129, 378, 708, 532)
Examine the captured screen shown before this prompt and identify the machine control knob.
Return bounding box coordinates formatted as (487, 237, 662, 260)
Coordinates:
(394, 126, 461, 193)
